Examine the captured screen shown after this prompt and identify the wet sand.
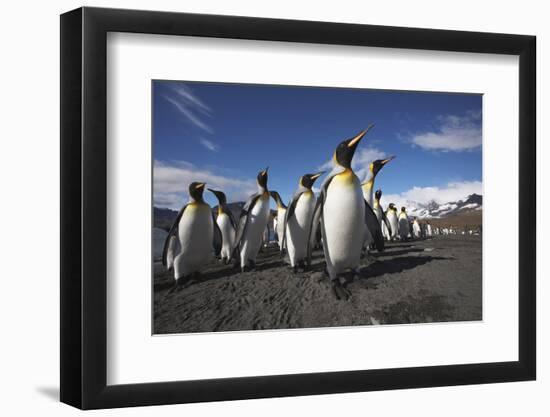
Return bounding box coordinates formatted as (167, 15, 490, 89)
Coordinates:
(153, 235, 482, 334)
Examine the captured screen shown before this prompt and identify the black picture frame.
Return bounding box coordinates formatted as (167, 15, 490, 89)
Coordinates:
(60, 6, 536, 410)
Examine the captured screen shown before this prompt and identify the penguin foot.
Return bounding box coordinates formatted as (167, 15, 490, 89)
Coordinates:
(331, 280, 351, 301)
(364, 254, 377, 264)
(241, 260, 256, 273)
(162, 276, 189, 301)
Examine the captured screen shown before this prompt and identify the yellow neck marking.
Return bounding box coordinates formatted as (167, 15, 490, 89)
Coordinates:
(362, 179, 374, 190)
(334, 169, 356, 185)
(188, 201, 209, 212)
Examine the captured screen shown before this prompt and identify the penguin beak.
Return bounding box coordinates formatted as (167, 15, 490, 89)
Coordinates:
(310, 171, 325, 181)
(347, 130, 366, 149)
(347, 124, 374, 149)
(381, 155, 395, 166)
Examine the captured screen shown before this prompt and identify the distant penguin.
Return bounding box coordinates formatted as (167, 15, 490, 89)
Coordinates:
(307, 126, 383, 300)
(373, 189, 392, 239)
(385, 203, 399, 241)
(282, 172, 324, 272)
(412, 217, 421, 239)
(361, 158, 394, 253)
(162, 182, 222, 287)
(426, 222, 432, 237)
(234, 168, 271, 271)
(361, 156, 395, 207)
(398, 207, 410, 240)
(208, 189, 237, 264)
(165, 235, 179, 270)
(269, 191, 287, 250)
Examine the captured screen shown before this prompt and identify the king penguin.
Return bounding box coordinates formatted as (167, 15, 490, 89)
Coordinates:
(269, 191, 287, 250)
(361, 156, 395, 207)
(361, 157, 394, 253)
(282, 172, 324, 272)
(373, 189, 392, 239)
(385, 203, 399, 241)
(162, 182, 222, 289)
(307, 126, 383, 300)
(398, 207, 410, 240)
(208, 188, 237, 264)
(234, 168, 271, 272)
(412, 217, 421, 239)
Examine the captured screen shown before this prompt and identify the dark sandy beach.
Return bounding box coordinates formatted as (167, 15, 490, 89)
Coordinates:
(153, 235, 482, 334)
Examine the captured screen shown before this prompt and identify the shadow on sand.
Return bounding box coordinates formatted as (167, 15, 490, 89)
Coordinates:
(361, 255, 453, 279)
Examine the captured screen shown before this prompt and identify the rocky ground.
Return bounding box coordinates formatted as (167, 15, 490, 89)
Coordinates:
(153, 235, 482, 334)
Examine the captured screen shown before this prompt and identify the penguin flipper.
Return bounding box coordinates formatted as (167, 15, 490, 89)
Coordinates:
(162, 204, 188, 267)
(306, 194, 324, 266)
(211, 212, 223, 257)
(381, 209, 392, 236)
(364, 200, 384, 252)
(281, 191, 305, 253)
(227, 208, 238, 232)
(233, 193, 261, 252)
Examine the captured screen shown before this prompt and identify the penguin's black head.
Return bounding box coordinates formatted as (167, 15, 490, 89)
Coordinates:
(389, 203, 396, 210)
(375, 189, 382, 200)
(257, 167, 269, 189)
(300, 172, 324, 189)
(370, 156, 395, 177)
(269, 191, 286, 209)
(401, 206, 406, 212)
(189, 182, 206, 201)
(207, 188, 227, 205)
(334, 125, 373, 169)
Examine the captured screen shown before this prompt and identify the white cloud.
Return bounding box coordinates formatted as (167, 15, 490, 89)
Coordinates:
(154, 160, 257, 209)
(162, 83, 213, 134)
(409, 110, 481, 152)
(199, 137, 219, 152)
(317, 146, 387, 182)
(353, 147, 388, 181)
(380, 180, 482, 209)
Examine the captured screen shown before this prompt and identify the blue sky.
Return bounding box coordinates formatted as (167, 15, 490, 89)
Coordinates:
(153, 80, 482, 210)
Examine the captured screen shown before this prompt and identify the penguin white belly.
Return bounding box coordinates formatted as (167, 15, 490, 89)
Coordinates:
(398, 215, 409, 239)
(174, 204, 213, 279)
(240, 193, 270, 265)
(382, 219, 390, 240)
(322, 173, 366, 277)
(362, 186, 373, 208)
(216, 213, 236, 260)
(286, 192, 316, 266)
(413, 222, 421, 238)
(276, 208, 286, 249)
(388, 213, 398, 239)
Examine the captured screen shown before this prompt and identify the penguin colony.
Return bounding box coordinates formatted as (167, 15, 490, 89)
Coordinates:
(162, 127, 477, 300)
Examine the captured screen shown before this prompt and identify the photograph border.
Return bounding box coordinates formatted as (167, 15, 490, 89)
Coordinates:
(60, 6, 536, 409)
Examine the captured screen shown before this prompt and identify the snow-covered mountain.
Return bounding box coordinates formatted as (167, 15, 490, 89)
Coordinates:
(397, 193, 482, 219)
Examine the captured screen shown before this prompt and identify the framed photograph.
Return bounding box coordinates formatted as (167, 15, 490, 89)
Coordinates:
(60, 7, 536, 409)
